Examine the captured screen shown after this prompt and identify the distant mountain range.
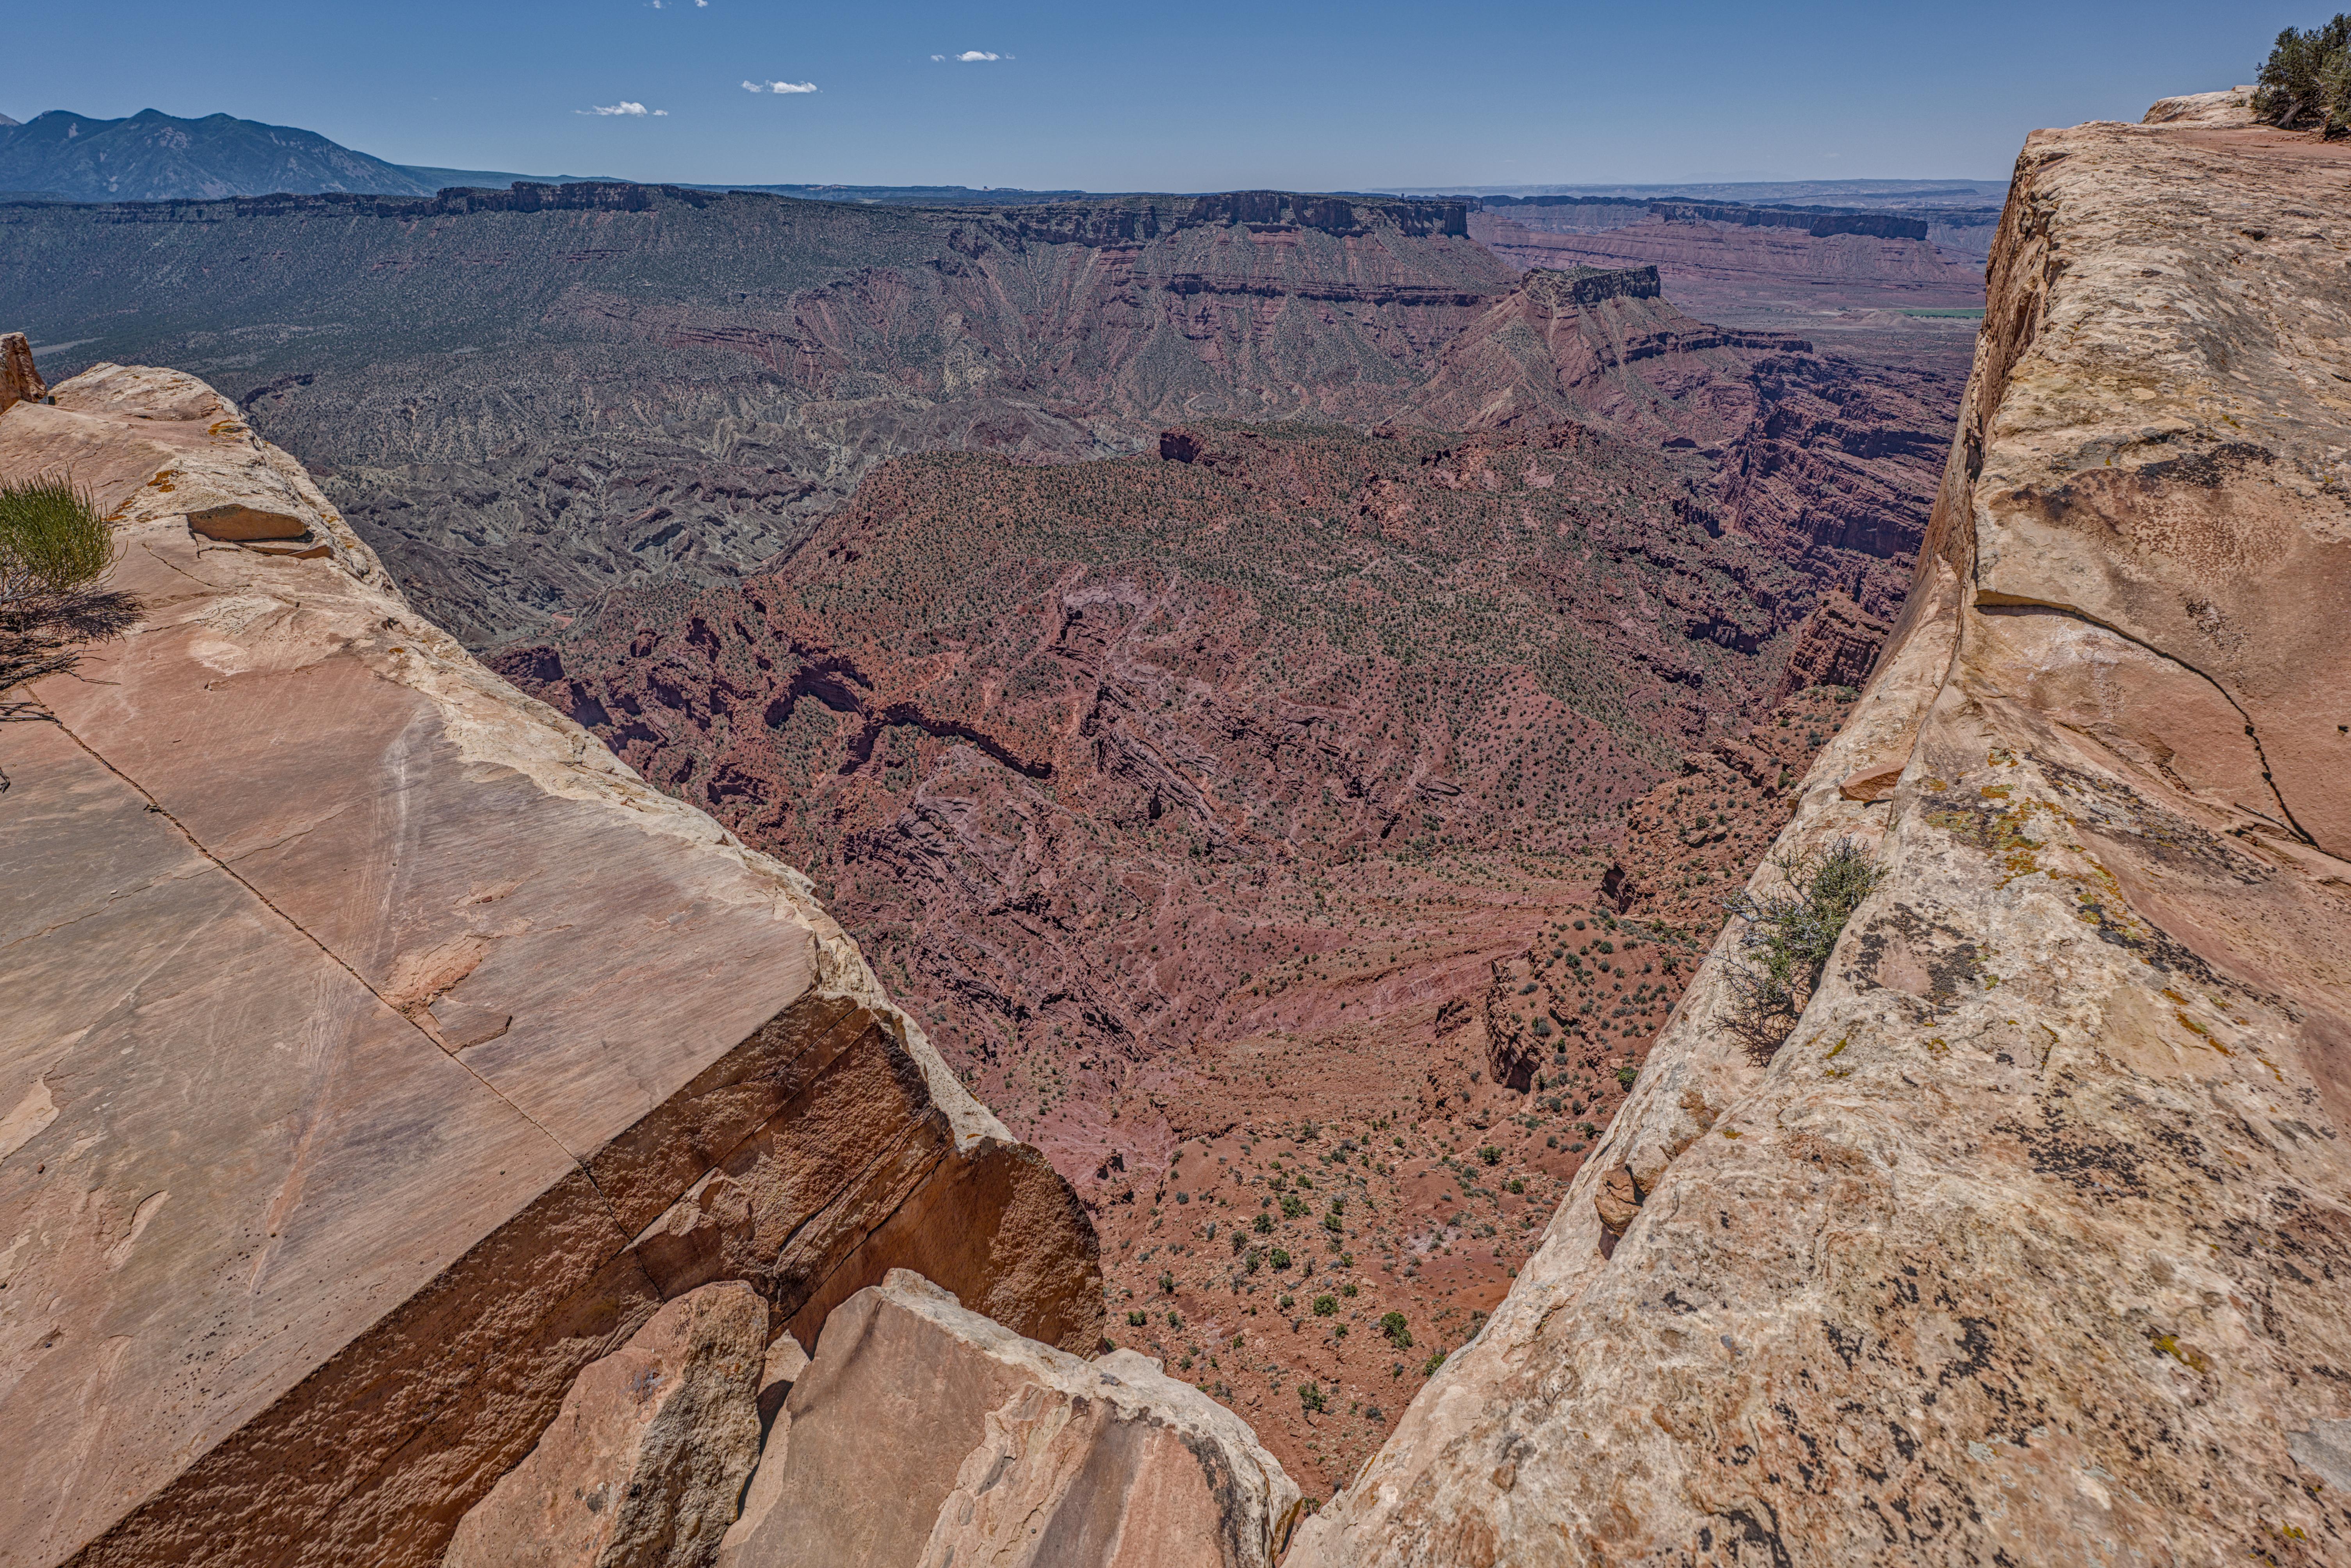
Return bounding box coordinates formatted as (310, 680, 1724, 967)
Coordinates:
(0, 109, 609, 203)
(0, 105, 2007, 211)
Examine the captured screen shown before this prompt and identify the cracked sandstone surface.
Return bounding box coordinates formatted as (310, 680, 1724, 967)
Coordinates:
(1290, 100, 2351, 1566)
(0, 363, 1100, 1568)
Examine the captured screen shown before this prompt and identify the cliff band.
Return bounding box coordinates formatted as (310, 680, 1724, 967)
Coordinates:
(0, 363, 1101, 1568)
(1295, 93, 2351, 1566)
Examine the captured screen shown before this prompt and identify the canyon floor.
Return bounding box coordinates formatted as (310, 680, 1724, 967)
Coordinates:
(495, 408, 1892, 1498)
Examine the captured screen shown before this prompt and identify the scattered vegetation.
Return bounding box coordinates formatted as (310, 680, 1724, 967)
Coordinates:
(2256, 16, 2351, 134)
(1723, 837, 1881, 1055)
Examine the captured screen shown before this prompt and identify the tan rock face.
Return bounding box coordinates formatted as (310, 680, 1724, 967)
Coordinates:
(444, 1283, 766, 1568)
(0, 330, 45, 411)
(1292, 102, 2351, 1568)
(724, 1270, 1299, 1568)
(0, 363, 1100, 1568)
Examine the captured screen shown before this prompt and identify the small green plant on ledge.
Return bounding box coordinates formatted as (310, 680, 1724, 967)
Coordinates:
(1, 476, 137, 780)
(1724, 837, 1880, 1057)
(2257, 15, 2351, 135)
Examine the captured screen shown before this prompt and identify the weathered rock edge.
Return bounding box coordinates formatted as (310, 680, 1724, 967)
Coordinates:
(1293, 100, 2351, 1565)
(0, 362, 1101, 1568)
(722, 1269, 1300, 1568)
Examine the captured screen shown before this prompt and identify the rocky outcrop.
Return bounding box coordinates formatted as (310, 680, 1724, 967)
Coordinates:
(720, 1269, 1299, 1568)
(0, 330, 43, 411)
(1292, 98, 2351, 1567)
(444, 1284, 767, 1568)
(1769, 589, 1890, 702)
(1403, 273, 1957, 621)
(2142, 85, 2256, 128)
(0, 357, 1101, 1568)
(1520, 264, 1663, 308)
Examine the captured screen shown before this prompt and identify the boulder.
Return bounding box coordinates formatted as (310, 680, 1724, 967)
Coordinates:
(0, 330, 45, 411)
(2141, 85, 2256, 127)
(722, 1270, 1299, 1568)
(443, 1283, 767, 1568)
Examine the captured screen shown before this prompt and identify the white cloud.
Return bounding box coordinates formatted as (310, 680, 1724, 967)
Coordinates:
(580, 101, 667, 116)
(942, 50, 1002, 61)
(743, 79, 819, 93)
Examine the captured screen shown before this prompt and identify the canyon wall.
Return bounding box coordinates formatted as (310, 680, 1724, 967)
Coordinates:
(0, 361, 1102, 1568)
(1293, 95, 2351, 1566)
(0, 188, 1511, 647)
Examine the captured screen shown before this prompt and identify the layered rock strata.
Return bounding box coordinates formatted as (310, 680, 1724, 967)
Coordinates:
(1294, 98, 2351, 1566)
(0, 359, 1100, 1568)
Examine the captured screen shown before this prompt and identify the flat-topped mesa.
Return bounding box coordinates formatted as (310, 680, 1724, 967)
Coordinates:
(0, 357, 1102, 1568)
(1521, 263, 1662, 309)
(1649, 200, 1931, 241)
(1296, 94, 2351, 1566)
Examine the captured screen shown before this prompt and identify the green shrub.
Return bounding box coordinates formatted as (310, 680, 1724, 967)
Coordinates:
(1380, 1311, 1412, 1347)
(0, 478, 115, 602)
(0, 476, 134, 713)
(2257, 16, 2351, 134)
(1126, 1310, 1147, 1326)
(1477, 1145, 1500, 1166)
(1724, 836, 1880, 1055)
(1269, 1247, 1291, 1270)
(1312, 1294, 1337, 1316)
(1298, 1381, 1328, 1413)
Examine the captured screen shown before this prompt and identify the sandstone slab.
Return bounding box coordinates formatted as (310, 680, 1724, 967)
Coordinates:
(0, 360, 1100, 1568)
(723, 1269, 1299, 1568)
(1294, 99, 2351, 1568)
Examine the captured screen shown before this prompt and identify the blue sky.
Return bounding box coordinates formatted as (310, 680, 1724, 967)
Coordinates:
(1, 1, 2305, 189)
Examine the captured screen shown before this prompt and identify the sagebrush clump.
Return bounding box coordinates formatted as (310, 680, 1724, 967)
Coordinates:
(0, 476, 134, 724)
(2257, 15, 2351, 135)
(1724, 836, 1880, 1054)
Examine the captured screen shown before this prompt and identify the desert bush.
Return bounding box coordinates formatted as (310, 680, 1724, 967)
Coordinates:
(1, 476, 135, 724)
(1380, 1310, 1412, 1347)
(2257, 16, 2351, 134)
(1723, 836, 1880, 1055)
